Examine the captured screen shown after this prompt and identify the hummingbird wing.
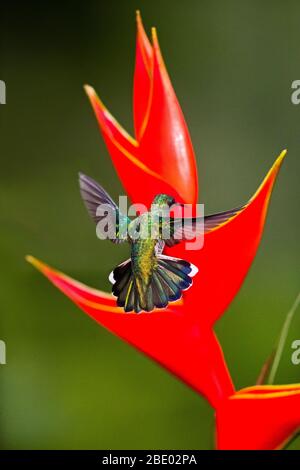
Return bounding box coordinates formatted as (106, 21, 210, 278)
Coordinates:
(163, 205, 244, 247)
(79, 173, 130, 243)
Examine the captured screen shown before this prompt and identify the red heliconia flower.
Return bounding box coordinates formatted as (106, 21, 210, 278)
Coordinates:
(27, 13, 299, 449)
(216, 385, 300, 450)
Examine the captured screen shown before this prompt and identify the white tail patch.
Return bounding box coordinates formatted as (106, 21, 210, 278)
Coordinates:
(108, 258, 131, 285)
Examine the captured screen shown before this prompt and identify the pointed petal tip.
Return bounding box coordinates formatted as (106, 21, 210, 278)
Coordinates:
(84, 83, 138, 150)
(150, 26, 171, 84)
(151, 27, 163, 58)
(135, 9, 152, 71)
(268, 148, 287, 185)
(84, 84, 104, 110)
(269, 148, 287, 177)
(26, 255, 48, 274)
(269, 149, 287, 175)
(151, 26, 158, 46)
(26, 255, 62, 280)
(247, 149, 287, 204)
(136, 10, 150, 44)
(84, 84, 100, 110)
(276, 148, 287, 167)
(83, 84, 95, 98)
(84, 84, 109, 114)
(266, 148, 287, 182)
(136, 9, 142, 25)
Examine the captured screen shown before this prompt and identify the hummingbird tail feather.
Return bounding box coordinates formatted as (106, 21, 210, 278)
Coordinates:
(109, 259, 142, 313)
(156, 254, 198, 301)
(109, 255, 198, 313)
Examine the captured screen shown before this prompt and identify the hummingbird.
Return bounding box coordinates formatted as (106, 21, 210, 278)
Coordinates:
(79, 173, 242, 313)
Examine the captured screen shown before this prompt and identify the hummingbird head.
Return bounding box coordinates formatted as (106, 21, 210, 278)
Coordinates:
(152, 194, 176, 208)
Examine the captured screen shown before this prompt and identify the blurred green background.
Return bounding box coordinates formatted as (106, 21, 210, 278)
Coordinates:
(1, 0, 300, 449)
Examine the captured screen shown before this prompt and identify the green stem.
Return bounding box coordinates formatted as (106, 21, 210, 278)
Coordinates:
(268, 291, 300, 384)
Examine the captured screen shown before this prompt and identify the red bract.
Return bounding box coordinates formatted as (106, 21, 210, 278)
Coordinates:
(216, 385, 300, 450)
(26, 256, 234, 409)
(170, 151, 286, 327)
(84, 12, 198, 207)
(27, 13, 297, 449)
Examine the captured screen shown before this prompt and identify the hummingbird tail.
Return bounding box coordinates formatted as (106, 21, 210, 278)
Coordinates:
(109, 259, 154, 313)
(154, 254, 198, 304)
(109, 256, 198, 313)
